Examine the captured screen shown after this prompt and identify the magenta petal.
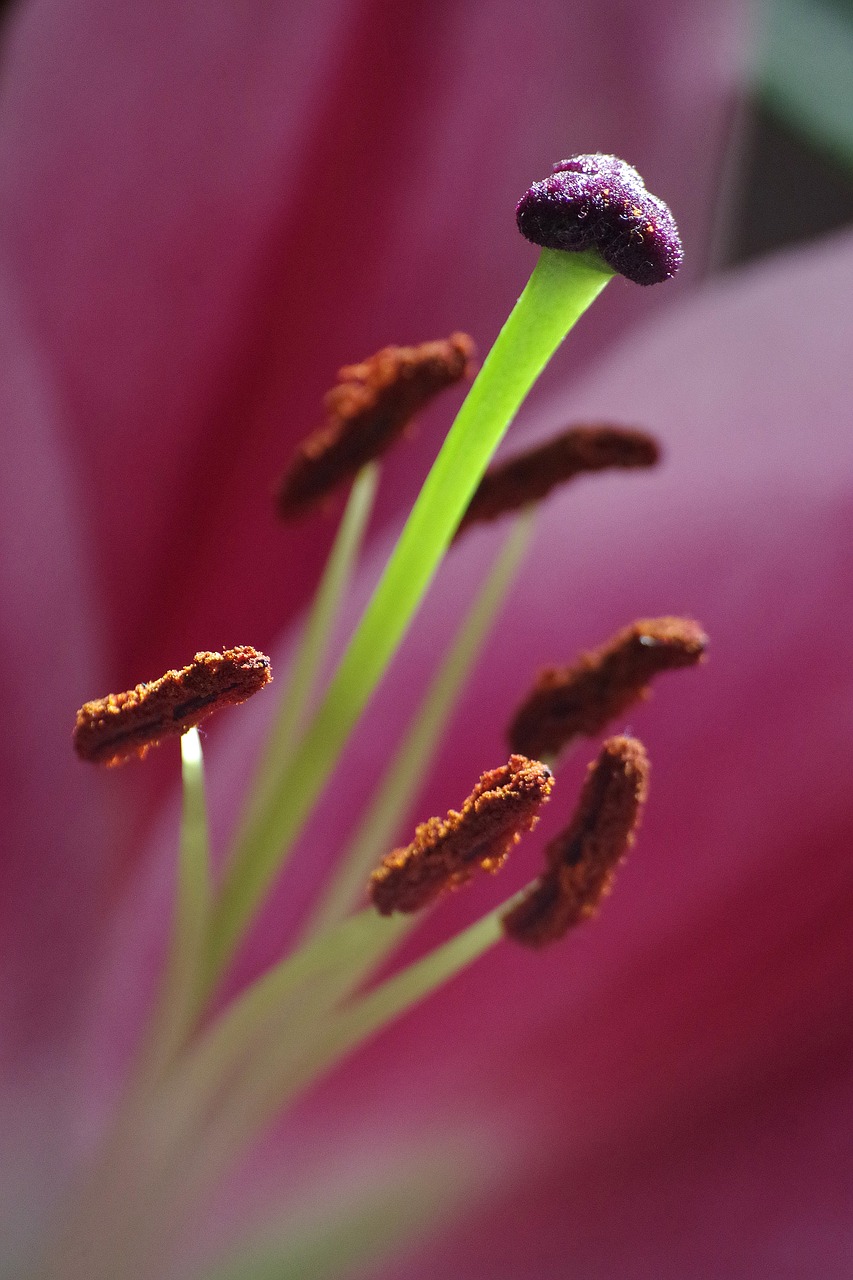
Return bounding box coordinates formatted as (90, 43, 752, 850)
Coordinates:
(0, 274, 114, 1259)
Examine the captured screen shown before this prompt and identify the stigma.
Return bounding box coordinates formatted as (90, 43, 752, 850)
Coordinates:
(516, 154, 683, 285)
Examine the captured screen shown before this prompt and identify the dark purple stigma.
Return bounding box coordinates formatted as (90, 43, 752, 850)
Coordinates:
(516, 153, 683, 286)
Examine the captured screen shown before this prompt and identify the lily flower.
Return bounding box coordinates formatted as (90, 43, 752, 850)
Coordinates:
(6, 3, 852, 1279)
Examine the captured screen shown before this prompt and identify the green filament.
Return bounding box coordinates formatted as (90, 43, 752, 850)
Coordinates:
(232, 463, 379, 864)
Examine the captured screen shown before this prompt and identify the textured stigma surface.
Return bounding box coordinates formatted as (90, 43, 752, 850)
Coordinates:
(516, 154, 683, 285)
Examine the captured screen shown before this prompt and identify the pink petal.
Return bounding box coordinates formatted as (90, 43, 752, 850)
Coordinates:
(0, 271, 113, 1260)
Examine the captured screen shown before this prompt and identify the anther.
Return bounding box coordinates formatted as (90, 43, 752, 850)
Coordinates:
(454, 424, 660, 538)
(276, 333, 475, 516)
(503, 735, 649, 946)
(508, 617, 707, 760)
(516, 154, 683, 285)
(73, 646, 272, 766)
(369, 755, 554, 915)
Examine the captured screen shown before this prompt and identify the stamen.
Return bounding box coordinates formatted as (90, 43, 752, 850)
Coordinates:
(508, 616, 707, 760)
(276, 333, 475, 516)
(73, 646, 272, 766)
(454, 423, 660, 537)
(503, 735, 649, 946)
(369, 755, 554, 915)
(516, 154, 683, 285)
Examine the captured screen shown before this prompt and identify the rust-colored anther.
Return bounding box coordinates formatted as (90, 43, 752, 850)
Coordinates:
(73, 646, 272, 766)
(369, 754, 554, 915)
(503, 735, 649, 947)
(455, 424, 659, 538)
(508, 616, 707, 760)
(277, 333, 475, 516)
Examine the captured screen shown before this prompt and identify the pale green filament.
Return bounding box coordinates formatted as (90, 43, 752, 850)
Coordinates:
(176, 890, 524, 1206)
(176, 728, 212, 968)
(305, 510, 536, 937)
(43, 892, 519, 1280)
(297, 893, 517, 1091)
(233, 463, 379, 858)
(95, 892, 526, 1276)
(205, 249, 613, 993)
(42, 731, 214, 1279)
(176, 907, 412, 1115)
(138, 728, 212, 1080)
(54, 909, 417, 1280)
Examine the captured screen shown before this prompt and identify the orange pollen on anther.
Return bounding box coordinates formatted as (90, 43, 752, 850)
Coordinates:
(508, 616, 707, 760)
(454, 423, 660, 539)
(73, 646, 272, 766)
(503, 735, 649, 947)
(369, 754, 554, 915)
(276, 333, 475, 517)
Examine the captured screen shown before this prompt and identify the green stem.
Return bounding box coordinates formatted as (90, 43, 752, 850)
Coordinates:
(304, 511, 536, 937)
(176, 907, 411, 1112)
(82, 875, 530, 1277)
(313, 891, 523, 1072)
(205, 249, 613, 993)
(220, 888, 527, 1145)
